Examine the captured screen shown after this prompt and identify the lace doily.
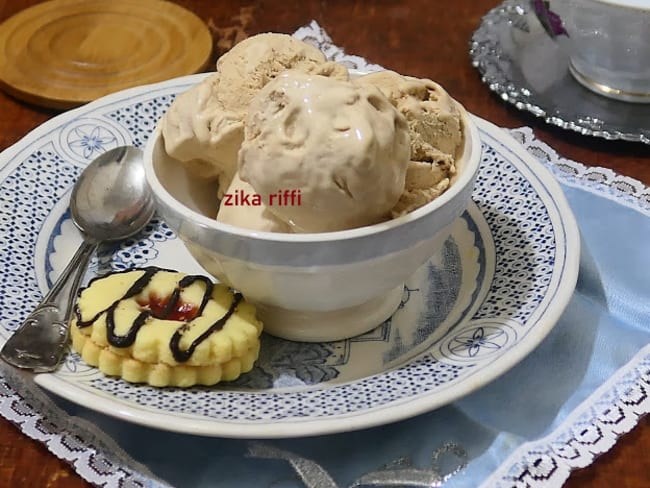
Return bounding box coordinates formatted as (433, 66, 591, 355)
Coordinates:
(510, 128, 650, 216)
(0, 364, 170, 488)
(484, 343, 650, 487)
(0, 20, 648, 488)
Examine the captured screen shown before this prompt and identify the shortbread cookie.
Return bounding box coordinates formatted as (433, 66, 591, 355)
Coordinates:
(70, 267, 263, 387)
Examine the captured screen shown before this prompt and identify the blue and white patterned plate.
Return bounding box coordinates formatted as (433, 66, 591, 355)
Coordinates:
(0, 74, 579, 438)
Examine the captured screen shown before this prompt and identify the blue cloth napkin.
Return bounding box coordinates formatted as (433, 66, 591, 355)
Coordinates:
(2, 126, 648, 488)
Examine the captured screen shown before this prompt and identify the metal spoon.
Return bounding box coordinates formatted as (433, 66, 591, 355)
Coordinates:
(1, 146, 154, 373)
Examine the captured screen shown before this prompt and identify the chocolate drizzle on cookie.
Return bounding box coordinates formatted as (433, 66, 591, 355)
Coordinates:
(74, 267, 242, 363)
(170, 293, 243, 362)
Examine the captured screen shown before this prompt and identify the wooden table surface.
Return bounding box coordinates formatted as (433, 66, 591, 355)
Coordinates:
(1, 0, 649, 486)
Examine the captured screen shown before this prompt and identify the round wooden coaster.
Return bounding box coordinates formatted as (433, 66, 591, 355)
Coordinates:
(0, 0, 213, 109)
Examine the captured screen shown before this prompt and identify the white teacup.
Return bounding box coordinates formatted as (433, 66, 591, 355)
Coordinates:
(531, 0, 650, 102)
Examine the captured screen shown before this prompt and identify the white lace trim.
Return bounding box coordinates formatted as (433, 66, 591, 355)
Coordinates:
(294, 20, 385, 73)
(0, 363, 170, 488)
(482, 343, 650, 488)
(509, 127, 650, 217)
(0, 20, 648, 488)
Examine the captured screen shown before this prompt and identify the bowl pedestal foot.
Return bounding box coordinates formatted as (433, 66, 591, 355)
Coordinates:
(255, 285, 404, 342)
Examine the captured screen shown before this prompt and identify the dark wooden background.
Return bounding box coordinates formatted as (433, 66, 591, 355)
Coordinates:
(1, 1, 649, 486)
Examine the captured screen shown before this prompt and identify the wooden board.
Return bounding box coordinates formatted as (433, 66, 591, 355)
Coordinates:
(0, 0, 213, 109)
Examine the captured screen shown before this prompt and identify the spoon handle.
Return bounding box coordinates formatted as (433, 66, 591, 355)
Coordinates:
(0, 239, 97, 373)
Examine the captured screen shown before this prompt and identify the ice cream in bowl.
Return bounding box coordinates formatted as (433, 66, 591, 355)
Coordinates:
(144, 34, 481, 342)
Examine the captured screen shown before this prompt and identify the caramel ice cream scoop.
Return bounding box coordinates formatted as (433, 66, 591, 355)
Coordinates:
(161, 33, 349, 198)
(238, 70, 410, 233)
(354, 70, 465, 217)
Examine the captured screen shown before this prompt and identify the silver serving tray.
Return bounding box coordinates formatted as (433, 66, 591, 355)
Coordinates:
(470, 0, 650, 144)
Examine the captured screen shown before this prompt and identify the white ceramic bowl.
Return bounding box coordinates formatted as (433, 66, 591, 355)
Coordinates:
(144, 106, 481, 342)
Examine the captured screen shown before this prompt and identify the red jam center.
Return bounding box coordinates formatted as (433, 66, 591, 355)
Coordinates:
(137, 294, 199, 321)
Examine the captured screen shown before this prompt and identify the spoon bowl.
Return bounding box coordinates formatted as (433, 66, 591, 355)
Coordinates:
(1, 145, 154, 373)
(71, 146, 155, 241)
